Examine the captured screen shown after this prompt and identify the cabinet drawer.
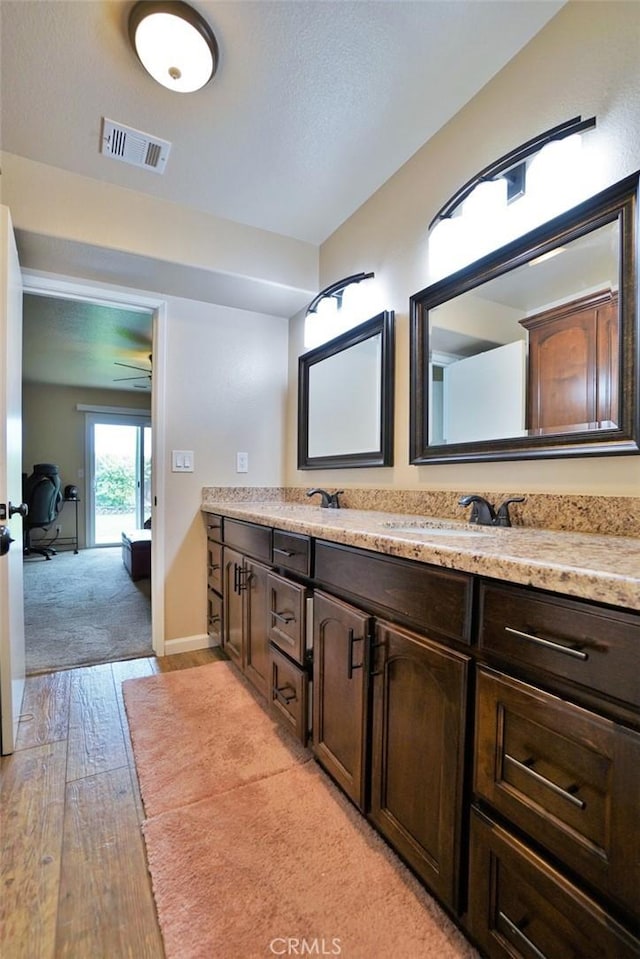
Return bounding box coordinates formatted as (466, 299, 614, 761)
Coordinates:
(267, 572, 308, 666)
(268, 644, 309, 745)
(478, 580, 640, 708)
(314, 540, 472, 643)
(205, 512, 223, 542)
(207, 540, 223, 593)
(223, 518, 272, 563)
(468, 808, 639, 959)
(207, 588, 223, 643)
(475, 668, 640, 916)
(272, 529, 311, 577)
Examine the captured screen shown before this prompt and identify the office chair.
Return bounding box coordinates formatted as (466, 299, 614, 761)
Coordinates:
(23, 463, 63, 559)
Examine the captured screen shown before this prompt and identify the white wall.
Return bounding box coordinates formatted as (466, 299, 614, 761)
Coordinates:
(286, 1, 640, 496)
(159, 293, 288, 641)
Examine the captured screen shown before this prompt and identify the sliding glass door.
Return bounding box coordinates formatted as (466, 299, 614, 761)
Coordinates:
(86, 414, 151, 546)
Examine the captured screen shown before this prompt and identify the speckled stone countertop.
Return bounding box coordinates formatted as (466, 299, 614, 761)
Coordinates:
(202, 501, 640, 613)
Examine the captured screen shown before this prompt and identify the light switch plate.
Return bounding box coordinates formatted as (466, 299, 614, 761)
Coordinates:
(172, 450, 194, 472)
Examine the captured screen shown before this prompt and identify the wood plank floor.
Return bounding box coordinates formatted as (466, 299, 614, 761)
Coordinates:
(0, 649, 224, 959)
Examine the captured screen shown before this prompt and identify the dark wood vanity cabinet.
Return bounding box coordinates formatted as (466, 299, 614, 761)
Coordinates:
(206, 511, 639, 956)
(206, 514, 223, 645)
(469, 579, 640, 957)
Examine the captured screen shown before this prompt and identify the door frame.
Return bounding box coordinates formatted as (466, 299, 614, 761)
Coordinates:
(21, 271, 167, 656)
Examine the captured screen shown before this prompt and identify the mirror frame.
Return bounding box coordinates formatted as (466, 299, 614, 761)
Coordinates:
(298, 310, 395, 469)
(410, 171, 640, 464)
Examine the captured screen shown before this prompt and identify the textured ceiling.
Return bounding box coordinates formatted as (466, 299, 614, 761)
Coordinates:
(0, 0, 564, 245)
(2, 0, 564, 389)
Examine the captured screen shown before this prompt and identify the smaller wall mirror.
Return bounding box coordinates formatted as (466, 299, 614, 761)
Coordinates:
(298, 311, 394, 469)
(410, 171, 639, 464)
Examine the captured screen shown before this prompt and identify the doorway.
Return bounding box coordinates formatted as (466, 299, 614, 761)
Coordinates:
(87, 416, 152, 546)
(20, 276, 165, 670)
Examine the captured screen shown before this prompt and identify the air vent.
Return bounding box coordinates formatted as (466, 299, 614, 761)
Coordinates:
(101, 118, 171, 174)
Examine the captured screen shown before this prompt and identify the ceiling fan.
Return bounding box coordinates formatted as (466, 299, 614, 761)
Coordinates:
(114, 353, 152, 389)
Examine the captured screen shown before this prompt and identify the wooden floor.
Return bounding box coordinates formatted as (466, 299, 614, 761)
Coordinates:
(0, 648, 224, 959)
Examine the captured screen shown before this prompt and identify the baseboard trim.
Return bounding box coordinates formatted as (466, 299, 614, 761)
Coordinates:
(164, 633, 220, 656)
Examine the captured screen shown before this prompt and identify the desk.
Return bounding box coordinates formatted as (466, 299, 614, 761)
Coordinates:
(56, 497, 79, 553)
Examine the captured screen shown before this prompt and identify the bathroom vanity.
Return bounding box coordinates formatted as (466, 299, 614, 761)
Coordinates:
(203, 501, 640, 959)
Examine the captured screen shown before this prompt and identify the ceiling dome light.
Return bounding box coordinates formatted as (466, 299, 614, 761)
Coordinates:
(128, 1, 219, 93)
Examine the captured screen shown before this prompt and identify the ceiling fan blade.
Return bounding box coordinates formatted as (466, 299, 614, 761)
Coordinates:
(114, 361, 151, 372)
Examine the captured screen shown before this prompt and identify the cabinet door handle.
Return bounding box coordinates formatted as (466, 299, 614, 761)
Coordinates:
(273, 683, 297, 705)
(504, 753, 586, 809)
(504, 626, 588, 661)
(233, 563, 239, 594)
(237, 567, 248, 592)
(271, 609, 295, 625)
(347, 629, 365, 680)
(208, 614, 221, 626)
(208, 564, 220, 573)
(498, 912, 549, 959)
(273, 547, 295, 558)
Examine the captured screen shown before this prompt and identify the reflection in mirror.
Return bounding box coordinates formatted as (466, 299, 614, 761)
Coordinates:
(298, 311, 394, 469)
(410, 171, 639, 464)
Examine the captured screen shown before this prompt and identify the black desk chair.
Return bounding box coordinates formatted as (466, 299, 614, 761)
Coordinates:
(23, 463, 63, 559)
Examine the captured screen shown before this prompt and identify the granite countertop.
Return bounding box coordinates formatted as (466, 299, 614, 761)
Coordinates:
(202, 501, 640, 613)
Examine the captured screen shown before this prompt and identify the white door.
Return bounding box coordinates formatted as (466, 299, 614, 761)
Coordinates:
(0, 207, 25, 754)
(444, 340, 526, 444)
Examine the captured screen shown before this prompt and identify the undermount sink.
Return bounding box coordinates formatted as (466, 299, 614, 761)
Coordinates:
(381, 523, 489, 537)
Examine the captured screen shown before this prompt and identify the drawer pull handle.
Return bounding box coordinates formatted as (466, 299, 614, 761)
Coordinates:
(274, 683, 297, 705)
(504, 753, 586, 810)
(208, 614, 221, 625)
(273, 547, 296, 558)
(271, 609, 295, 625)
(208, 564, 220, 573)
(498, 912, 548, 959)
(504, 626, 588, 661)
(347, 629, 365, 680)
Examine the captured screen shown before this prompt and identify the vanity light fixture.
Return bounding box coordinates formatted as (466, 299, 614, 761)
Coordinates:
(128, 1, 219, 93)
(305, 272, 375, 317)
(429, 116, 596, 228)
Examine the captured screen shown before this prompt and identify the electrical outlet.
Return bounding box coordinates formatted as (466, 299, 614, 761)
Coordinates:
(236, 452, 249, 473)
(55, 525, 61, 534)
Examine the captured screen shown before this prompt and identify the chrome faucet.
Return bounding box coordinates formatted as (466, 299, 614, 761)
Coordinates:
(458, 494, 526, 527)
(306, 488, 343, 509)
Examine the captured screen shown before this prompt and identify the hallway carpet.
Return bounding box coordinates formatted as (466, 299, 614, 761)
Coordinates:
(123, 661, 479, 959)
(24, 547, 152, 674)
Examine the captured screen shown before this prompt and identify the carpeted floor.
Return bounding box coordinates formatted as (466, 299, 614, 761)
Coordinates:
(24, 546, 153, 674)
(123, 661, 479, 959)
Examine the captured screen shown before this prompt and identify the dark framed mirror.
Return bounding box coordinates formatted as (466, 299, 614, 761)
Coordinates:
(410, 171, 639, 464)
(298, 311, 394, 469)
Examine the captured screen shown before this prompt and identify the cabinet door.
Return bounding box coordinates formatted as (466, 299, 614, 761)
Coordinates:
(243, 558, 270, 697)
(222, 546, 243, 669)
(312, 591, 371, 810)
(370, 620, 469, 911)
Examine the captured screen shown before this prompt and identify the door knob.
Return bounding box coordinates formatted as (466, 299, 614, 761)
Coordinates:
(0, 526, 15, 556)
(8, 502, 28, 518)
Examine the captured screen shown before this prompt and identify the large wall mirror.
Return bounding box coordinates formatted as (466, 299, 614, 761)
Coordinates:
(410, 171, 639, 463)
(298, 311, 394, 469)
